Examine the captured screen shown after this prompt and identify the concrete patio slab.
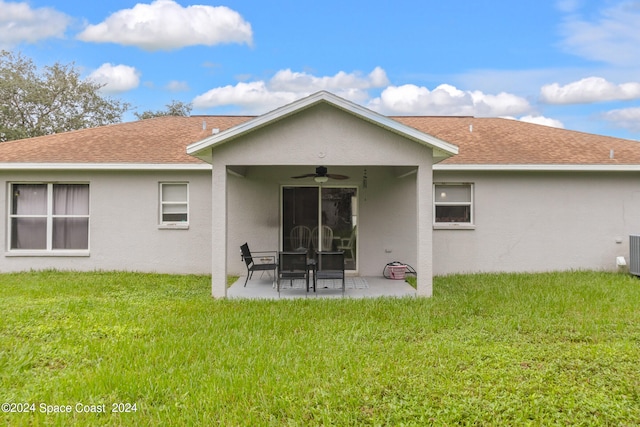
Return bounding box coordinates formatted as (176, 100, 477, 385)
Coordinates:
(227, 276, 416, 299)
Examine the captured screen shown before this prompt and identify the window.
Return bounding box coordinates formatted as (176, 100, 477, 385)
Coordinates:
(434, 183, 473, 224)
(160, 183, 188, 225)
(10, 183, 89, 251)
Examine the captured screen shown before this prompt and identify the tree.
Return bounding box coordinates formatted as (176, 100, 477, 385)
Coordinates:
(134, 100, 193, 120)
(0, 50, 130, 142)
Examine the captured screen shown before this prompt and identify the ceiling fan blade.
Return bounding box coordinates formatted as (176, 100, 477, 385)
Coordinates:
(292, 167, 349, 180)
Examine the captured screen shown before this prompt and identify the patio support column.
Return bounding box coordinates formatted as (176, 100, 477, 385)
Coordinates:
(211, 163, 227, 298)
(416, 165, 433, 297)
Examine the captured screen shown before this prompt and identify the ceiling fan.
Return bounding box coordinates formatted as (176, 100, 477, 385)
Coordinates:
(291, 166, 349, 182)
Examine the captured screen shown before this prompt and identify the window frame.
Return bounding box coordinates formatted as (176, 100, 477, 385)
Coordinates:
(7, 182, 90, 255)
(433, 183, 475, 228)
(159, 182, 189, 229)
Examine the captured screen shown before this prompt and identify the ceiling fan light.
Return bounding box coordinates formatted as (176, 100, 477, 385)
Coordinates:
(314, 176, 329, 183)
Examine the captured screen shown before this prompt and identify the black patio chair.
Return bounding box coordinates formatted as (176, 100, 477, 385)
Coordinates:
(240, 243, 277, 287)
(277, 251, 310, 295)
(314, 251, 345, 295)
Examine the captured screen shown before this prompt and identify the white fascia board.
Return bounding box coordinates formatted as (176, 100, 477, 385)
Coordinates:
(187, 91, 459, 159)
(0, 163, 212, 171)
(434, 164, 640, 172)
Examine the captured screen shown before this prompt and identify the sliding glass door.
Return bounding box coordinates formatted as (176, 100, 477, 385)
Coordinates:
(282, 186, 357, 270)
(282, 186, 319, 252)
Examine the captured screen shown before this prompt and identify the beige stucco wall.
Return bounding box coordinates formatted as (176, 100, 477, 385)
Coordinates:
(433, 170, 640, 275)
(0, 169, 212, 274)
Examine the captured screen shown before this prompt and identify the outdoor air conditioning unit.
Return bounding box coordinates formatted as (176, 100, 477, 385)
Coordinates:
(629, 235, 640, 275)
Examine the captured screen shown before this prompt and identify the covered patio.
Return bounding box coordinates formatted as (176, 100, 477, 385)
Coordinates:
(228, 275, 417, 299)
(187, 92, 458, 298)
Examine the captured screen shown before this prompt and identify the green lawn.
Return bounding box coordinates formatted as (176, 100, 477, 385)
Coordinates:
(1, 270, 639, 426)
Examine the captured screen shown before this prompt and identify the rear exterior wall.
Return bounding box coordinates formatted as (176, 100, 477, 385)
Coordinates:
(433, 170, 640, 275)
(0, 169, 212, 274)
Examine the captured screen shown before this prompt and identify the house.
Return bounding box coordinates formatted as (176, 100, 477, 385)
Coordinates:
(2, 91, 640, 298)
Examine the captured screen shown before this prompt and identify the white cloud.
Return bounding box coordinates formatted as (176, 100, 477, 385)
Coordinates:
(76, 0, 252, 51)
(601, 107, 640, 132)
(469, 90, 532, 117)
(165, 80, 189, 92)
(560, 1, 640, 65)
(193, 69, 537, 118)
(0, 1, 70, 48)
(555, 0, 582, 13)
(87, 63, 141, 94)
(540, 76, 640, 104)
(270, 67, 389, 93)
(193, 81, 298, 113)
(517, 115, 565, 128)
(192, 67, 389, 112)
(368, 84, 532, 117)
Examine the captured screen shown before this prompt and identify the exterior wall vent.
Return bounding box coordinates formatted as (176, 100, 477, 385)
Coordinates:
(629, 235, 640, 275)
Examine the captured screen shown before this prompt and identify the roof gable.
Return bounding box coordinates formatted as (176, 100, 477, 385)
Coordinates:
(186, 91, 458, 162)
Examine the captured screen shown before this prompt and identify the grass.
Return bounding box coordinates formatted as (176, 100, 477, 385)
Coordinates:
(1, 270, 639, 426)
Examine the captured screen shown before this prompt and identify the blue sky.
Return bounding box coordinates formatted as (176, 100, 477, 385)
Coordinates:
(2, 0, 640, 140)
